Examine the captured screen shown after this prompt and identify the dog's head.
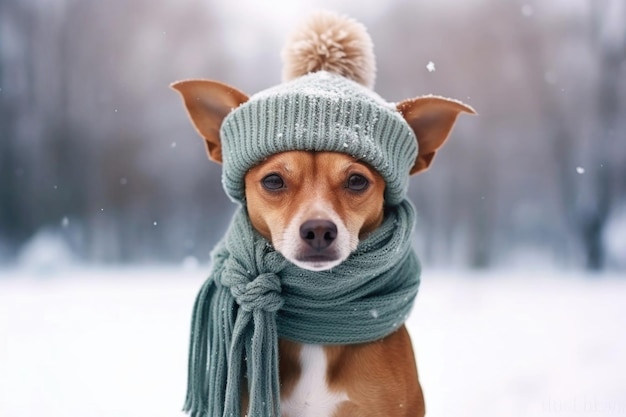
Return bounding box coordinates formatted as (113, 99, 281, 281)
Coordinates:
(172, 12, 474, 271)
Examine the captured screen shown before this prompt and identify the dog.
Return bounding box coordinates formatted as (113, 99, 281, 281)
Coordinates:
(172, 11, 474, 417)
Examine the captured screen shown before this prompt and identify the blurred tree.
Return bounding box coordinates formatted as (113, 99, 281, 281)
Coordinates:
(0, 0, 38, 254)
(579, 0, 626, 270)
(535, 0, 626, 271)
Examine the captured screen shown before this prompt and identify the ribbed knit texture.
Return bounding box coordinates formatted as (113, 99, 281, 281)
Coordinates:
(220, 71, 418, 205)
(183, 199, 420, 417)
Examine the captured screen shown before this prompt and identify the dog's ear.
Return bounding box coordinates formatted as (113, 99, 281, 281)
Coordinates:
(397, 96, 475, 175)
(171, 80, 249, 163)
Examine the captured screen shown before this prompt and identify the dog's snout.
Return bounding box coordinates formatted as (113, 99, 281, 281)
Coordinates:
(300, 220, 337, 250)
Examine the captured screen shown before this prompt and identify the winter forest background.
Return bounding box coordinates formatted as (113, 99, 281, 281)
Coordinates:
(1, 0, 625, 271)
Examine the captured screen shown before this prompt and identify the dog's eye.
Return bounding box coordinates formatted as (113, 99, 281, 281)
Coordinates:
(262, 174, 285, 190)
(346, 174, 369, 191)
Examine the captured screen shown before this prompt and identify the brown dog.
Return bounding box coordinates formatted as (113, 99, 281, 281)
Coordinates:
(172, 12, 474, 417)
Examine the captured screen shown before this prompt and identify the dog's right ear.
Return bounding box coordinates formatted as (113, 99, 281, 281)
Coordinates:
(170, 80, 249, 163)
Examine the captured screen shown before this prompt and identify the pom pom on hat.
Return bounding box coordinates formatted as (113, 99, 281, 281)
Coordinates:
(281, 11, 377, 89)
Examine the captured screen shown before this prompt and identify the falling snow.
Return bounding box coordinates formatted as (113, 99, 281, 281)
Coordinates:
(181, 256, 200, 270)
(426, 61, 436, 72)
(576, 166, 585, 174)
(544, 70, 557, 85)
(521, 4, 534, 17)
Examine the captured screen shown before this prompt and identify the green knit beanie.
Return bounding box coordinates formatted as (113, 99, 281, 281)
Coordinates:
(219, 70, 418, 206)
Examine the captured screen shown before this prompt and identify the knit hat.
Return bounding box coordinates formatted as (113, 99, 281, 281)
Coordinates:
(219, 13, 418, 206)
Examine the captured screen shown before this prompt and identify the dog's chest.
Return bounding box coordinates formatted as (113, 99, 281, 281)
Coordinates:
(280, 344, 349, 417)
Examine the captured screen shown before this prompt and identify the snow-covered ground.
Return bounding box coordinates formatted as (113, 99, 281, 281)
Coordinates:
(1, 267, 625, 417)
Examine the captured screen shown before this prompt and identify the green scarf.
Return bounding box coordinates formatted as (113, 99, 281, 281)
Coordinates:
(183, 199, 420, 417)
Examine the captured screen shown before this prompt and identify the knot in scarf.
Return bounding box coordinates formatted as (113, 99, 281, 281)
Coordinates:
(184, 199, 421, 417)
(225, 272, 283, 313)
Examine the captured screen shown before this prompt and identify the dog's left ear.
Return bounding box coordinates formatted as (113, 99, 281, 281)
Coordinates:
(171, 80, 249, 163)
(397, 96, 476, 175)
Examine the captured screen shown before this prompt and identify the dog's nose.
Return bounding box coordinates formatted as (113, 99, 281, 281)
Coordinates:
(300, 220, 337, 250)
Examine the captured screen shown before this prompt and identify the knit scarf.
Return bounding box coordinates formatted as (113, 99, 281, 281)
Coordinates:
(183, 199, 420, 417)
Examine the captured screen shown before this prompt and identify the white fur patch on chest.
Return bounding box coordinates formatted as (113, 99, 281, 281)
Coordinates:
(281, 344, 349, 417)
